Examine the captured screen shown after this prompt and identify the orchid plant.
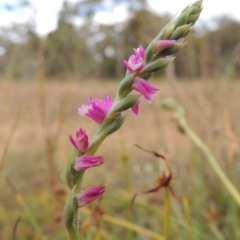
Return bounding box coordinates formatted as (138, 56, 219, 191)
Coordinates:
(63, 1, 203, 239)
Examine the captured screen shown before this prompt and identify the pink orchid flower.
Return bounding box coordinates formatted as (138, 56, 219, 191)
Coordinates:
(69, 128, 89, 152)
(74, 155, 104, 171)
(124, 45, 146, 73)
(131, 100, 141, 115)
(134, 45, 145, 58)
(76, 186, 105, 207)
(78, 95, 113, 124)
(132, 77, 159, 103)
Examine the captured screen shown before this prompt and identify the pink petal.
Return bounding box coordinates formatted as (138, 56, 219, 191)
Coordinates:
(70, 128, 89, 152)
(132, 78, 159, 103)
(69, 135, 79, 151)
(74, 155, 104, 171)
(77, 186, 105, 207)
(155, 40, 176, 51)
(124, 46, 146, 73)
(134, 45, 145, 58)
(78, 96, 113, 124)
(131, 100, 141, 115)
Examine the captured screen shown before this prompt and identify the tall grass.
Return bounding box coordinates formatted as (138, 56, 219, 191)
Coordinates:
(0, 79, 239, 239)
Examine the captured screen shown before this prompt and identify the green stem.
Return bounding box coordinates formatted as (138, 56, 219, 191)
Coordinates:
(19, 197, 46, 240)
(86, 111, 117, 155)
(67, 226, 79, 240)
(65, 109, 126, 239)
(182, 197, 192, 240)
(63, 186, 80, 240)
(177, 115, 240, 206)
(161, 99, 240, 207)
(109, 194, 210, 239)
(7, 179, 46, 240)
(164, 188, 170, 240)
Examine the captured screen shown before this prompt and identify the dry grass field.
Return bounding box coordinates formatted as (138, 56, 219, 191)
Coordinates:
(0, 79, 240, 239)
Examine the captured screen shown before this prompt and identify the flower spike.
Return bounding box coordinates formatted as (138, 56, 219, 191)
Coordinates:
(64, 1, 203, 238)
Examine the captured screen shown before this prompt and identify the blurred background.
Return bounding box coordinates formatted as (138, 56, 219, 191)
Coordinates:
(0, 0, 240, 80)
(1, 0, 240, 239)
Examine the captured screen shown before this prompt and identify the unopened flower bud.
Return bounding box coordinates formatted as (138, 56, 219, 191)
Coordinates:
(175, 9, 191, 28)
(117, 73, 135, 99)
(113, 94, 141, 113)
(157, 39, 186, 56)
(158, 23, 175, 40)
(170, 24, 192, 40)
(155, 40, 176, 53)
(187, 13, 202, 25)
(140, 57, 175, 75)
(103, 113, 127, 136)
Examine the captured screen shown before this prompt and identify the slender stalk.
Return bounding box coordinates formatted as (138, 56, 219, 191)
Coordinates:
(101, 214, 165, 240)
(119, 141, 135, 240)
(179, 117, 240, 206)
(209, 223, 225, 240)
(7, 179, 46, 240)
(164, 188, 170, 240)
(120, 133, 132, 191)
(161, 100, 240, 206)
(0, 109, 19, 172)
(182, 197, 192, 240)
(67, 228, 79, 240)
(109, 193, 209, 239)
